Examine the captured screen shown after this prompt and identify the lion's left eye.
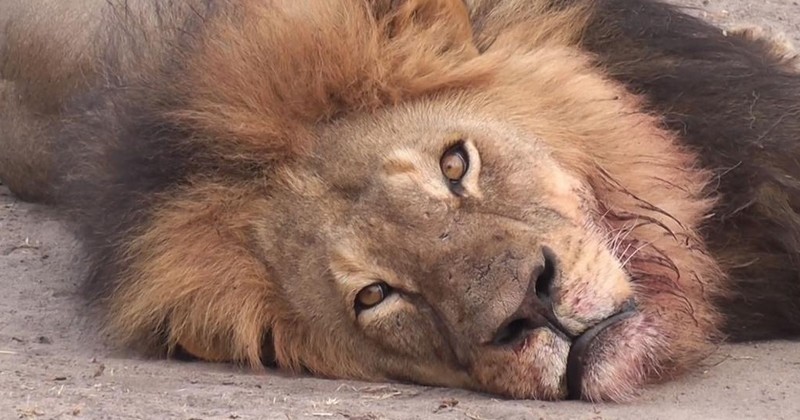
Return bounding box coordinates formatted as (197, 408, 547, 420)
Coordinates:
(355, 282, 391, 313)
(440, 143, 469, 183)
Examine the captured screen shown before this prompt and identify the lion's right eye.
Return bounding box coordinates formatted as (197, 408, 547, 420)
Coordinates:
(355, 282, 391, 313)
(440, 142, 469, 183)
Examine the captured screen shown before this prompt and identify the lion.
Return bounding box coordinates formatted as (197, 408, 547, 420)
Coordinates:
(1, 0, 798, 402)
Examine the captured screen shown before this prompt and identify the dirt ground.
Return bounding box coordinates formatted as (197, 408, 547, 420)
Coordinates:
(2, 1, 800, 419)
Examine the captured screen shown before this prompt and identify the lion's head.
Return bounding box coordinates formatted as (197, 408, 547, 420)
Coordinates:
(44, 0, 724, 401)
(268, 92, 644, 400)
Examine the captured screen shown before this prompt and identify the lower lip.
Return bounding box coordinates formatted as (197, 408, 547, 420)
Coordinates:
(565, 309, 639, 400)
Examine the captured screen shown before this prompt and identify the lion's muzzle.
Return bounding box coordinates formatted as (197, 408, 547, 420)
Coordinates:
(483, 242, 640, 400)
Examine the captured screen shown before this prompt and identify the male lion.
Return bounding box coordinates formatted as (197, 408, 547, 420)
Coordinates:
(1, 0, 798, 402)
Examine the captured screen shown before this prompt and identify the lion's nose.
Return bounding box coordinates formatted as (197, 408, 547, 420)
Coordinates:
(490, 247, 571, 347)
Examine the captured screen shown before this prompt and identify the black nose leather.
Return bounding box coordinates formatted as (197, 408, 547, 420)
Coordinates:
(535, 246, 558, 302)
(491, 248, 570, 347)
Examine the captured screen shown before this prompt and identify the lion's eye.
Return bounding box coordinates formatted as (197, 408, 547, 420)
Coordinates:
(440, 143, 469, 183)
(355, 282, 391, 312)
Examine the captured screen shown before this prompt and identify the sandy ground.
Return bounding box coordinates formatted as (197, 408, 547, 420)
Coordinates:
(2, 1, 800, 419)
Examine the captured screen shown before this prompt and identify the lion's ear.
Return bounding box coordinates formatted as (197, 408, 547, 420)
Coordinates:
(375, 0, 477, 54)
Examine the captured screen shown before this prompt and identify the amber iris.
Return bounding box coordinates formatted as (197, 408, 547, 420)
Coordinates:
(440, 145, 468, 182)
(356, 283, 389, 310)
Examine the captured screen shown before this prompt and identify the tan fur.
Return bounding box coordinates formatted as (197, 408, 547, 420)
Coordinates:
(0, 0, 741, 401)
(466, 0, 592, 49)
(726, 25, 799, 69)
(166, 0, 483, 165)
(112, 181, 280, 366)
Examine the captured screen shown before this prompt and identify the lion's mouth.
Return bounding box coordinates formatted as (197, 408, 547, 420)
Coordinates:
(565, 300, 638, 399)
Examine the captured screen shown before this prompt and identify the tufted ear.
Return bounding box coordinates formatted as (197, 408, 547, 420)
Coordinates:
(374, 0, 477, 54)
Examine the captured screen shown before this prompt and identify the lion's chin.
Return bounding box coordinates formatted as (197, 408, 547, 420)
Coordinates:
(564, 312, 665, 402)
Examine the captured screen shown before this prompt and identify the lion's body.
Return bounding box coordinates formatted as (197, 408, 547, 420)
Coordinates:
(0, 0, 798, 401)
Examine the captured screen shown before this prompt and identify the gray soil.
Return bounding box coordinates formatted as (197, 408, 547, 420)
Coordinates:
(2, 1, 800, 419)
